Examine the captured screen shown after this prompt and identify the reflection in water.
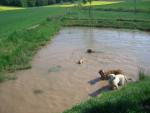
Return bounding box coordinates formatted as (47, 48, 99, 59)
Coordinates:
(0, 27, 150, 113)
(83, 28, 95, 48)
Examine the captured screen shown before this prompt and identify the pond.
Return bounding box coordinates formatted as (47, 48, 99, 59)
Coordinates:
(0, 27, 150, 113)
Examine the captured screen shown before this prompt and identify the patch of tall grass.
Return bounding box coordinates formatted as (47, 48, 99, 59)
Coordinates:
(0, 20, 62, 82)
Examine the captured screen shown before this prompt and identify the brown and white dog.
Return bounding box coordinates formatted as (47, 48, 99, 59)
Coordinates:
(77, 57, 86, 64)
(108, 74, 128, 90)
(99, 69, 123, 80)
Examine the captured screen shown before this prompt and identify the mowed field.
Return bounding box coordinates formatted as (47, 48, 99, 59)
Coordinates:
(1, 0, 150, 38)
(65, 0, 150, 30)
(0, 1, 118, 38)
(0, 6, 66, 77)
(0, 7, 65, 38)
(0, 0, 150, 80)
(93, 0, 150, 11)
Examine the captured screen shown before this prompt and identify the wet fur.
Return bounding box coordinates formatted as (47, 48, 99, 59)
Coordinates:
(78, 59, 84, 64)
(109, 74, 127, 90)
(86, 49, 95, 53)
(99, 69, 123, 80)
(77, 58, 86, 64)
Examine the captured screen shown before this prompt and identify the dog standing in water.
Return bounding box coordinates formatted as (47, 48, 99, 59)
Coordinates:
(99, 69, 123, 80)
(108, 74, 128, 90)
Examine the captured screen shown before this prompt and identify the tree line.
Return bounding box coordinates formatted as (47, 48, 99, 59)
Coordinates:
(0, 0, 77, 7)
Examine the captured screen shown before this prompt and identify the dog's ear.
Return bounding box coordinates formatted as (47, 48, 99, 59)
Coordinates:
(99, 70, 103, 76)
(99, 69, 106, 80)
(99, 69, 104, 74)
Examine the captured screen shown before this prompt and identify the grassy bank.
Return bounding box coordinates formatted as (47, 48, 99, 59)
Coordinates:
(0, 5, 66, 81)
(63, 75, 150, 113)
(0, 20, 62, 70)
(0, 20, 62, 82)
(63, 0, 150, 31)
(63, 18, 150, 31)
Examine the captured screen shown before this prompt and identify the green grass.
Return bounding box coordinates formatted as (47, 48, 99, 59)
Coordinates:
(0, 7, 65, 38)
(0, 5, 66, 74)
(0, 20, 62, 81)
(97, 0, 150, 12)
(64, 0, 150, 31)
(0, 20, 62, 72)
(64, 11, 150, 31)
(91, 0, 150, 12)
(0, 5, 66, 82)
(63, 75, 150, 113)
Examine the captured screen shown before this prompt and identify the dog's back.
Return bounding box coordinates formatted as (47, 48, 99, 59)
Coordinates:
(115, 74, 127, 85)
(108, 69, 123, 75)
(99, 69, 123, 80)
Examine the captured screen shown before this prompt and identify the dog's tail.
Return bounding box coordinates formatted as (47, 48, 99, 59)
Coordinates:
(128, 78, 132, 80)
(125, 76, 132, 83)
(127, 78, 133, 82)
(125, 76, 128, 83)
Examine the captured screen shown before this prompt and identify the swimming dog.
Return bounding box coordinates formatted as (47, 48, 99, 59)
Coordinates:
(77, 57, 86, 64)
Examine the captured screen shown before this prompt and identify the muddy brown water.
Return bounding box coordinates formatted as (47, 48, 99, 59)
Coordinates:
(0, 27, 150, 113)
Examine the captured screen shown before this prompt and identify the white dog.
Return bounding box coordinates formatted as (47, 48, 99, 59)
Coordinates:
(108, 74, 127, 90)
(77, 57, 86, 64)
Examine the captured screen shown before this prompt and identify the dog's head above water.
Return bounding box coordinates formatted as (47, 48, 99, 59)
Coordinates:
(98, 69, 107, 80)
(98, 69, 123, 80)
(86, 49, 95, 53)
